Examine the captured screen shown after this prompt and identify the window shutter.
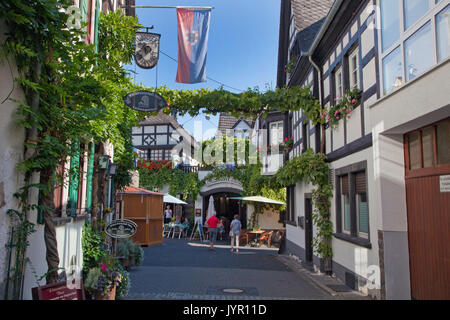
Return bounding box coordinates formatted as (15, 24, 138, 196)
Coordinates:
(79, 0, 88, 22)
(94, 0, 101, 52)
(355, 172, 366, 194)
(86, 142, 95, 213)
(68, 141, 81, 217)
(341, 175, 349, 194)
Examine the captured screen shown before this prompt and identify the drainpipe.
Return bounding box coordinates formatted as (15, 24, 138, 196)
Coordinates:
(308, 55, 325, 153)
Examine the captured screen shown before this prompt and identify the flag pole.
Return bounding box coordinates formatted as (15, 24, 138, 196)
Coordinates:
(121, 5, 214, 10)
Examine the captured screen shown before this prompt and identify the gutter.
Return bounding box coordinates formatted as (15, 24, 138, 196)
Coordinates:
(301, 0, 345, 105)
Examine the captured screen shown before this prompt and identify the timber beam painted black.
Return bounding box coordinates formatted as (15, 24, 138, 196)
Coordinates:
(326, 133, 372, 162)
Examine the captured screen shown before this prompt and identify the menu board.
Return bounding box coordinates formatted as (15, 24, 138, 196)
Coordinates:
(32, 281, 85, 300)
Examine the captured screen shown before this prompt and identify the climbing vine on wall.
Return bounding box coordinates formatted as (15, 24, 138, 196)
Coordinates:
(0, 0, 143, 288)
(267, 149, 333, 259)
(138, 166, 202, 201)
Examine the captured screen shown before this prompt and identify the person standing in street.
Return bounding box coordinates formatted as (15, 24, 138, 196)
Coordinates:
(164, 205, 172, 224)
(230, 215, 242, 253)
(206, 213, 220, 251)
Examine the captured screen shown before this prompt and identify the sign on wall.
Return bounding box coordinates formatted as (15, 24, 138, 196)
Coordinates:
(440, 175, 450, 193)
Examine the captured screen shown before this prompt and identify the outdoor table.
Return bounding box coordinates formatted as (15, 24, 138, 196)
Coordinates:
(248, 230, 265, 247)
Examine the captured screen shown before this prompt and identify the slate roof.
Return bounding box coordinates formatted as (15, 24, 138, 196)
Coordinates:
(296, 17, 327, 54)
(290, 0, 334, 32)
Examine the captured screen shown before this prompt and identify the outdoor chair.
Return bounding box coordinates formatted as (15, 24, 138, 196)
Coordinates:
(239, 230, 250, 246)
(259, 231, 274, 248)
(163, 224, 172, 238)
(172, 225, 183, 239)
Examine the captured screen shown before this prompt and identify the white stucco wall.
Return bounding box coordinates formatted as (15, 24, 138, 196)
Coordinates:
(0, 24, 27, 296)
(329, 147, 380, 293)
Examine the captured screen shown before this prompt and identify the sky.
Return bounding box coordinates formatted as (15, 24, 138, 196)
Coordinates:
(131, 0, 281, 141)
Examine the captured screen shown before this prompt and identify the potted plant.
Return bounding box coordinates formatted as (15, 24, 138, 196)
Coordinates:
(116, 239, 131, 267)
(84, 257, 122, 300)
(131, 243, 144, 266)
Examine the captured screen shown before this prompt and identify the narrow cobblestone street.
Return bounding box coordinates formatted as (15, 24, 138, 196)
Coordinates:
(125, 238, 367, 300)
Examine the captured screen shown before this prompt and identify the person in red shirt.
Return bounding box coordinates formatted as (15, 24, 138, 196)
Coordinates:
(206, 213, 220, 251)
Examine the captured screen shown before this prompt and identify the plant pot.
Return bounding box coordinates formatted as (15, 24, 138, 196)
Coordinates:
(319, 257, 332, 275)
(95, 283, 117, 300)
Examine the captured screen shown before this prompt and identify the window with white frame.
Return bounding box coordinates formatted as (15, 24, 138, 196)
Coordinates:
(334, 65, 343, 101)
(436, 5, 450, 62)
(348, 47, 359, 89)
(379, 0, 450, 95)
(269, 121, 284, 145)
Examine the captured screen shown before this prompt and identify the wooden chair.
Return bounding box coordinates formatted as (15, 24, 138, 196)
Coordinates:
(239, 230, 250, 246)
(259, 231, 274, 248)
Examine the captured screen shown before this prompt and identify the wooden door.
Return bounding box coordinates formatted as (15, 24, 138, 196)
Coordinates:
(123, 194, 148, 245)
(146, 195, 163, 246)
(404, 119, 450, 299)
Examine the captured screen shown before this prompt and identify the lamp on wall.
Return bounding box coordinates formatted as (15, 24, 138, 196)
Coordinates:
(108, 162, 119, 176)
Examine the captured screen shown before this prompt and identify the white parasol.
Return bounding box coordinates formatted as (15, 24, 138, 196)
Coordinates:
(163, 193, 187, 205)
(205, 196, 216, 224)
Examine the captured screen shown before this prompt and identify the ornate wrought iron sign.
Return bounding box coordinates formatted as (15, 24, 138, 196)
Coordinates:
(135, 32, 161, 69)
(105, 219, 137, 239)
(123, 90, 167, 113)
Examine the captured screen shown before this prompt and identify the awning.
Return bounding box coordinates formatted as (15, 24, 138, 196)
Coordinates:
(163, 194, 188, 205)
(229, 196, 285, 205)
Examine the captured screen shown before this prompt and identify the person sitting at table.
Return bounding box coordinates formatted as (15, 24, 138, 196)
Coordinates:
(218, 218, 225, 240)
(181, 217, 190, 236)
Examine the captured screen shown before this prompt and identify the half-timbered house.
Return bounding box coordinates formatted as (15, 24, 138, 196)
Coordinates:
(277, 0, 450, 299)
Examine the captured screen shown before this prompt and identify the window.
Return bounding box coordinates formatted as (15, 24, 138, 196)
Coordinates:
(164, 150, 172, 161)
(302, 123, 308, 151)
(406, 118, 450, 171)
(269, 121, 284, 145)
(382, 46, 403, 95)
(334, 65, 343, 100)
(436, 5, 450, 62)
(404, 21, 433, 81)
(437, 120, 450, 165)
(404, 0, 429, 30)
(379, 0, 447, 96)
(408, 131, 421, 170)
(381, 0, 401, 51)
(335, 162, 370, 244)
(348, 48, 359, 89)
(355, 172, 369, 238)
(150, 149, 164, 161)
(341, 175, 351, 234)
